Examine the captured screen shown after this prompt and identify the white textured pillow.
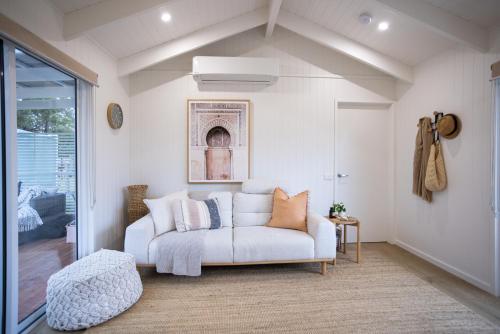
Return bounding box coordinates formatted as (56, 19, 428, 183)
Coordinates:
(143, 190, 188, 236)
(173, 198, 222, 232)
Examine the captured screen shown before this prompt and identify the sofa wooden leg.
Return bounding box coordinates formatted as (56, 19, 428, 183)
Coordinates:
(320, 261, 327, 275)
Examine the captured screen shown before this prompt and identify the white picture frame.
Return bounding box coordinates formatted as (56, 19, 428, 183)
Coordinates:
(188, 99, 250, 183)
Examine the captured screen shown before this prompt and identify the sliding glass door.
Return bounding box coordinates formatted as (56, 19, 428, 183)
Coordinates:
(1, 40, 78, 333)
(15, 48, 77, 328)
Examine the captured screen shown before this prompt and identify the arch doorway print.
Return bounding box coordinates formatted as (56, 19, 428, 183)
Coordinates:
(205, 126, 232, 180)
(187, 99, 249, 183)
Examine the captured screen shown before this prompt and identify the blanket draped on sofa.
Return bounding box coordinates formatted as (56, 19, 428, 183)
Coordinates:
(155, 230, 207, 276)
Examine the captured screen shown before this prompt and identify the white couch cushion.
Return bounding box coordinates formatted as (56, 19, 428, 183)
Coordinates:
(208, 192, 233, 227)
(233, 226, 314, 262)
(307, 212, 336, 259)
(241, 179, 291, 194)
(233, 192, 272, 227)
(144, 190, 188, 236)
(242, 179, 278, 194)
(124, 214, 155, 265)
(149, 227, 233, 264)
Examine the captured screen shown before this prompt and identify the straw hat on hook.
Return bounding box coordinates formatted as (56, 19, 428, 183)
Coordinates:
(436, 114, 461, 139)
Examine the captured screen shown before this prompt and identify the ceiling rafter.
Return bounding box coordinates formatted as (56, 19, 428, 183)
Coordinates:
(63, 0, 168, 40)
(265, 0, 283, 39)
(376, 0, 489, 53)
(276, 10, 413, 83)
(117, 8, 268, 77)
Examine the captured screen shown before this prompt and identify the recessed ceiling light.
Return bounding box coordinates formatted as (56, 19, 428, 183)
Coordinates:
(161, 12, 172, 22)
(358, 13, 372, 25)
(378, 21, 389, 31)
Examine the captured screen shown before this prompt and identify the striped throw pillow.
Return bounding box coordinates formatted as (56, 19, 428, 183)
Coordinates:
(173, 198, 222, 232)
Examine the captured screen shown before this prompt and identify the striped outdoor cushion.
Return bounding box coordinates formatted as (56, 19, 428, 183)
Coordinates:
(172, 198, 222, 232)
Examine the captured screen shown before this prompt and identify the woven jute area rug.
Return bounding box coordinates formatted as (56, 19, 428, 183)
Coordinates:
(80, 245, 496, 333)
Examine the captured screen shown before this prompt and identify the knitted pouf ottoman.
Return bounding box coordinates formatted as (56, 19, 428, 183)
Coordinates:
(46, 249, 143, 331)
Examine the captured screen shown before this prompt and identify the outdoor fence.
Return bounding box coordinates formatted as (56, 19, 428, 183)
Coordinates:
(17, 131, 76, 214)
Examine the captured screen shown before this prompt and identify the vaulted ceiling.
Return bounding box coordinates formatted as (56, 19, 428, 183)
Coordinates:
(425, 0, 500, 28)
(50, 0, 500, 82)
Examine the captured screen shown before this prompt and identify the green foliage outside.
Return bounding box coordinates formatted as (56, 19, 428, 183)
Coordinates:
(17, 108, 75, 133)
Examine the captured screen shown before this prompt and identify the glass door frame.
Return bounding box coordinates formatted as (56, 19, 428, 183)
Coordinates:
(1, 38, 6, 334)
(1, 38, 79, 333)
(4, 38, 19, 334)
(493, 79, 500, 297)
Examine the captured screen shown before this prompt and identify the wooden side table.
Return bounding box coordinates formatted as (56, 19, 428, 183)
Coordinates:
(326, 216, 361, 263)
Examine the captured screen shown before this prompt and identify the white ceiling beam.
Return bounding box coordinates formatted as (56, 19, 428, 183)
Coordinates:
(277, 10, 413, 83)
(265, 0, 283, 39)
(118, 8, 268, 76)
(376, 0, 488, 52)
(63, 0, 168, 40)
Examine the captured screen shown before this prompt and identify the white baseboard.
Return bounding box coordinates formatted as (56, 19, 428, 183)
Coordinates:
(394, 239, 494, 294)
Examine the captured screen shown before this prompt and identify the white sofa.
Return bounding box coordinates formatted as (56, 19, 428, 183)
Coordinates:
(124, 183, 336, 274)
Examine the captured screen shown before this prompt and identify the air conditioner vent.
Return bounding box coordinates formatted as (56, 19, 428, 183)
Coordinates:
(192, 56, 279, 86)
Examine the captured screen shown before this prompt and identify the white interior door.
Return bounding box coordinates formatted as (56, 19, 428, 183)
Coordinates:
(335, 104, 393, 243)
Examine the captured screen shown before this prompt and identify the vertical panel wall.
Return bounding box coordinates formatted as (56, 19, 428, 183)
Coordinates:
(129, 27, 396, 216)
(393, 42, 500, 293)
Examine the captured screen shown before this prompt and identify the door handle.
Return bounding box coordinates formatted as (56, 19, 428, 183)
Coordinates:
(337, 173, 349, 178)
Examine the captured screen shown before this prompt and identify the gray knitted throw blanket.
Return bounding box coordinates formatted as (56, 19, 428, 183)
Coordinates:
(155, 230, 207, 276)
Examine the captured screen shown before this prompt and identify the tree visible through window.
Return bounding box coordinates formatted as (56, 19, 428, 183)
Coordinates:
(17, 107, 74, 133)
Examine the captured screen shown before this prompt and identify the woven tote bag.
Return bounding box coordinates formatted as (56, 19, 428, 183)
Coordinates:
(425, 142, 447, 192)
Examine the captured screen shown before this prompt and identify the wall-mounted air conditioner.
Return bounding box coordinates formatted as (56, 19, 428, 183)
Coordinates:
(192, 56, 279, 86)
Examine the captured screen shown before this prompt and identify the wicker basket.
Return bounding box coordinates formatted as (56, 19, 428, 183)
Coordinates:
(127, 185, 149, 225)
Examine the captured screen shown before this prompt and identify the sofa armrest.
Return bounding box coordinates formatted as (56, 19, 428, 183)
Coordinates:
(124, 214, 155, 265)
(307, 212, 336, 259)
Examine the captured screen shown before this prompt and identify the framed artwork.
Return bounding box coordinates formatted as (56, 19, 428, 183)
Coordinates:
(188, 99, 250, 183)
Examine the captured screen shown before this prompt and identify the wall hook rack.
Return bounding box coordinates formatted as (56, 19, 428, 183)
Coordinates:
(431, 111, 444, 142)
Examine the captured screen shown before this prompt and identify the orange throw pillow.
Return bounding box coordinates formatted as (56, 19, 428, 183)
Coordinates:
(267, 187, 308, 232)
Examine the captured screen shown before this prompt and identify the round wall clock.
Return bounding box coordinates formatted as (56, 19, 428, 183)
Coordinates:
(107, 103, 123, 129)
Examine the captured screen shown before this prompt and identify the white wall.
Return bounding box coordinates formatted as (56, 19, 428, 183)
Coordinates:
(4, 0, 497, 296)
(0, 0, 130, 251)
(129, 27, 395, 218)
(393, 36, 500, 293)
